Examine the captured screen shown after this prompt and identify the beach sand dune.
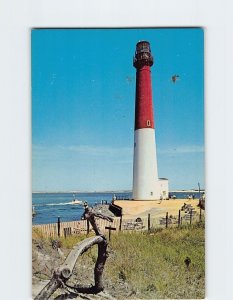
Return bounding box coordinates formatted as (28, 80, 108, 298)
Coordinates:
(114, 199, 200, 219)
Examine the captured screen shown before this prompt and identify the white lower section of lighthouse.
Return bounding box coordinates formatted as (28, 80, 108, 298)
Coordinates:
(132, 128, 168, 200)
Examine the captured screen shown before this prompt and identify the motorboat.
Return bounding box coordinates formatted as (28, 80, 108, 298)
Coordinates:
(71, 199, 82, 205)
(71, 194, 82, 205)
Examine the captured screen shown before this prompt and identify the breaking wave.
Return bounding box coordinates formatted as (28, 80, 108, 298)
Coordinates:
(34, 201, 83, 207)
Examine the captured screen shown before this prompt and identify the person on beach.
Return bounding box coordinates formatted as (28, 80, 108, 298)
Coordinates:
(112, 194, 116, 202)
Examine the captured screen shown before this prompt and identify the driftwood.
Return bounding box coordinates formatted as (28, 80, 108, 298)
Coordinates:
(35, 202, 113, 300)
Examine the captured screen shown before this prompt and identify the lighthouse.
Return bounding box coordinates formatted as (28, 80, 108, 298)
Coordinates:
(132, 41, 168, 200)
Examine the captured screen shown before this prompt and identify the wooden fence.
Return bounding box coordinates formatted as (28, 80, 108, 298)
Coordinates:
(33, 218, 121, 238)
(33, 206, 204, 238)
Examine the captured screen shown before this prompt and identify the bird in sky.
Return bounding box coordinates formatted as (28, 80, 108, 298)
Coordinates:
(171, 74, 180, 83)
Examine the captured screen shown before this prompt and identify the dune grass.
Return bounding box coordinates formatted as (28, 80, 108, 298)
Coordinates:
(105, 222, 205, 299)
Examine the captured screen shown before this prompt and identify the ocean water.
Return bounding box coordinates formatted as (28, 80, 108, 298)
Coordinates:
(32, 192, 131, 225)
(32, 191, 202, 225)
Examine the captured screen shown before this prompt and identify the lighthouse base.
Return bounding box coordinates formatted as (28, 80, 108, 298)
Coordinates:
(132, 178, 169, 201)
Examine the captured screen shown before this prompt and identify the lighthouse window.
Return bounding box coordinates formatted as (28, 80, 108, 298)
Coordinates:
(147, 120, 151, 127)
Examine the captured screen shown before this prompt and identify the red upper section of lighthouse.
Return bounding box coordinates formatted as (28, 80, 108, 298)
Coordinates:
(134, 41, 155, 130)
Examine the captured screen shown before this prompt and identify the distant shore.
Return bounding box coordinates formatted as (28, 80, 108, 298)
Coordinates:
(170, 190, 205, 193)
(32, 190, 132, 194)
(32, 189, 204, 194)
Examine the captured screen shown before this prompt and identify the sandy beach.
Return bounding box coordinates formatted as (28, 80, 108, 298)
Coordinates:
(114, 199, 200, 219)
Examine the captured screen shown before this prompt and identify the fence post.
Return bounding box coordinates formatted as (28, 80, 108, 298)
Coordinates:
(57, 217, 60, 237)
(109, 225, 111, 241)
(87, 219, 90, 235)
(119, 215, 122, 231)
(166, 212, 168, 228)
(178, 210, 181, 227)
(181, 216, 183, 225)
(199, 206, 202, 222)
(190, 209, 192, 225)
(148, 214, 151, 232)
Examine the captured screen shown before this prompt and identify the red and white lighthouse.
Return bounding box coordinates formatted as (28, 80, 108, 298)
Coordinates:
(132, 41, 168, 200)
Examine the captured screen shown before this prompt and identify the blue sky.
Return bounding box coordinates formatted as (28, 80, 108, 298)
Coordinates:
(32, 28, 204, 192)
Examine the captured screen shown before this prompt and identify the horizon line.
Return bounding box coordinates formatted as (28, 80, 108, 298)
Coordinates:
(32, 188, 205, 194)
